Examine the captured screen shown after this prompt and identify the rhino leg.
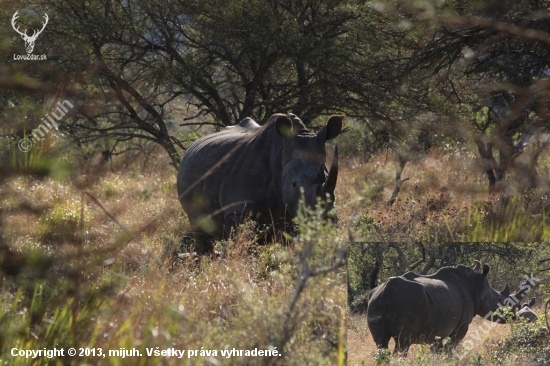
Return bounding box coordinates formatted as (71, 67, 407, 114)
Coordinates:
(394, 335, 411, 356)
(367, 301, 391, 350)
(190, 224, 214, 255)
(449, 324, 469, 348)
(431, 339, 449, 353)
(368, 321, 390, 350)
(223, 213, 245, 239)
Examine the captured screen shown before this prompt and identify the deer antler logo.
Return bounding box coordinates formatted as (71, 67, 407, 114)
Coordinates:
(11, 11, 48, 54)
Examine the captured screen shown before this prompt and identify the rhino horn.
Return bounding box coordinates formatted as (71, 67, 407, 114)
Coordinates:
(501, 284, 510, 298)
(320, 145, 338, 201)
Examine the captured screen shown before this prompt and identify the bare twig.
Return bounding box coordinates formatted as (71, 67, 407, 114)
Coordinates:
(277, 238, 346, 357)
(84, 192, 162, 267)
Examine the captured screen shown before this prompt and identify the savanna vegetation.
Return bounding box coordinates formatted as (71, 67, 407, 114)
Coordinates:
(348, 242, 550, 365)
(0, 151, 346, 365)
(2, 0, 550, 365)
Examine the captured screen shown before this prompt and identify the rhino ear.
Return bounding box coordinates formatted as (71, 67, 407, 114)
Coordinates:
(318, 115, 343, 141)
(482, 263, 490, 276)
(275, 116, 293, 139)
(528, 298, 536, 307)
(472, 260, 481, 271)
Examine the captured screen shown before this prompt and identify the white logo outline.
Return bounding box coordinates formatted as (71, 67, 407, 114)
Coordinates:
(11, 11, 48, 54)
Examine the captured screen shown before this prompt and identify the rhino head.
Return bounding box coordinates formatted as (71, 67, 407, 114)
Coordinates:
(471, 261, 510, 322)
(274, 113, 343, 219)
(509, 286, 531, 315)
(513, 298, 538, 322)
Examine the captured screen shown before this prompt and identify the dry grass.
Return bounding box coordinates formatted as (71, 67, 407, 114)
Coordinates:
(337, 147, 480, 240)
(2, 131, 550, 365)
(0, 150, 346, 365)
(338, 142, 550, 365)
(336, 144, 550, 242)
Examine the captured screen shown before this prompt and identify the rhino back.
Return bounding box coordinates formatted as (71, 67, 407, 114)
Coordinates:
(177, 123, 282, 226)
(369, 275, 475, 344)
(413, 276, 474, 329)
(178, 128, 252, 219)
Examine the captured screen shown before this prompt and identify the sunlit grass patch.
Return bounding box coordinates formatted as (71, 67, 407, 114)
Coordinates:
(0, 159, 346, 365)
(37, 199, 90, 245)
(337, 146, 550, 242)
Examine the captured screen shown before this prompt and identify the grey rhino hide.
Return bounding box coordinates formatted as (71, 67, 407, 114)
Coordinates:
(177, 113, 342, 254)
(367, 262, 510, 355)
(516, 298, 538, 323)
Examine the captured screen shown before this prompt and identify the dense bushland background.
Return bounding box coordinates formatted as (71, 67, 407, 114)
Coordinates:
(2, 0, 550, 365)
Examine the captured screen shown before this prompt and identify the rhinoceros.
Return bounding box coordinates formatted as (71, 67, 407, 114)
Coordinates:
(367, 261, 510, 354)
(507, 279, 537, 321)
(177, 113, 342, 254)
(514, 298, 538, 323)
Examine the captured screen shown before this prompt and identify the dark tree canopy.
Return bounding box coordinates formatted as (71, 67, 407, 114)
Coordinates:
(2, 0, 406, 168)
(385, 0, 550, 189)
(1, 0, 549, 186)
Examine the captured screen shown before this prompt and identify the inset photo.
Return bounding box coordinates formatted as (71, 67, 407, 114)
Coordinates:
(348, 242, 550, 365)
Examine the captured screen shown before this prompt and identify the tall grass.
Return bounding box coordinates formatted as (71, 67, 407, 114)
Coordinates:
(348, 313, 550, 366)
(0, 157, 346, 365)
(335, 143, 550, 242)
(5, 131, 44, 170)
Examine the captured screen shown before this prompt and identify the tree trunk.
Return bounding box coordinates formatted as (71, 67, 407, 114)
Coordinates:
(388, 155, 408, 206)
(474, 137, 498, 188)
(369, 243, 384, 289)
